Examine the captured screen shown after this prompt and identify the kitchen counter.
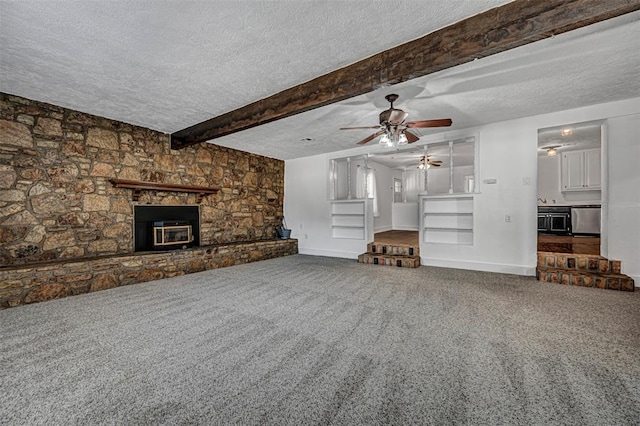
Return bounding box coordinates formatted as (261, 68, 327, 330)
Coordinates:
(538, 202, 601, 207)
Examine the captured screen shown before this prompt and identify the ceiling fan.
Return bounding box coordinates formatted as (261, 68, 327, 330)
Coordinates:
(418, 155, 442, 169)
(340, 94, 452, 147)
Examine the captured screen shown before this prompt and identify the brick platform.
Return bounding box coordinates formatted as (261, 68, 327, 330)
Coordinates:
(536, 252, 634, 291)
(358, 242, 420, 268)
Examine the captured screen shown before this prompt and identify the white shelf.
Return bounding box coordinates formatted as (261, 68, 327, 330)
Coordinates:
(424, 211, 473, 215)
(331, 227, 365, 239)
(331, 200, 365, 215)
(330, 200, 370, 240)
(425, 226, 473, 231)
(421, 196, 474, 246)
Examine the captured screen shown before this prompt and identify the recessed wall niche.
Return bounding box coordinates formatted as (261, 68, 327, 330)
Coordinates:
(134, 205, 200, 252)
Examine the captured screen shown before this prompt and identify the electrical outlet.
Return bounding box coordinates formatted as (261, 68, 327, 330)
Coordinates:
(304, 234, 308, 239)
(505, 215, 512, 223)
(300, 223, 303, 229)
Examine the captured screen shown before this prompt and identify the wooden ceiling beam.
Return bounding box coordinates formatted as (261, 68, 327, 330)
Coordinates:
(171, 0, 640, 149)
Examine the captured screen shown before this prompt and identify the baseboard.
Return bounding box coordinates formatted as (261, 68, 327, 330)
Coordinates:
(298, 247, 361, 260)
(374, 225, 393, 233)
(421, 257, 536, 276)
(391, 226, 419, 231)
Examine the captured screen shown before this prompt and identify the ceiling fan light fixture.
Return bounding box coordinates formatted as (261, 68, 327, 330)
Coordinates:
(547, 148, 558, 156)
(418, 155, 428, 170)
(341, 94, 452, 147)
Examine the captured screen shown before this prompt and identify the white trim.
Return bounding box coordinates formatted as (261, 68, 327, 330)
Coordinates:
(298, 247, 361, 259)
(392, 226, 419, 231)
(600, 121, 608, 257)
(374, 225, 393, 233)
(421, 257, 536, 276)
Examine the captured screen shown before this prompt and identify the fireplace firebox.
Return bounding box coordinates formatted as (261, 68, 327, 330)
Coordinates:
(134, 206, 199, 252)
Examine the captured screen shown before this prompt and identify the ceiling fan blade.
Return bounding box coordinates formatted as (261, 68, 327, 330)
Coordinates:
(428, 162, 442, 167)
(356, 131, 384, 145)
(404, 130, 420, 144)
(340, 126, 381, 130)
(429, 160, 443, 164)
(406, 118, 453, 128)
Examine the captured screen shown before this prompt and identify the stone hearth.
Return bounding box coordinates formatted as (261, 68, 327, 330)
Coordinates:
(0, 239, 297, 308)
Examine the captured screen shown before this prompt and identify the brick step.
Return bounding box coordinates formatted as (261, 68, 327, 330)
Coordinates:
(537, 252, 621, 274)
(367, 242, 420, 257)
(358, 253, 420, 268)
(536, 267, 634, 292)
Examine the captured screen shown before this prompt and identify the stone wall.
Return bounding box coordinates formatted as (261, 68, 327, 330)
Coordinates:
(0, 92, 285, 266)
(0, 239, 298, 308)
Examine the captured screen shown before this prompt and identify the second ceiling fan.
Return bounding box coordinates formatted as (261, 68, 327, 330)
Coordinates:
(340, 94, 452, 146)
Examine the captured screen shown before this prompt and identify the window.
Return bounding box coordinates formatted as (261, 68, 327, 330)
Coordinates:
(393, 178, 403, 203)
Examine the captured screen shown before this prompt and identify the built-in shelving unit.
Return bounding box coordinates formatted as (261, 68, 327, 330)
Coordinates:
(330, 199, 372, 240)
(421, 195, 474, 245)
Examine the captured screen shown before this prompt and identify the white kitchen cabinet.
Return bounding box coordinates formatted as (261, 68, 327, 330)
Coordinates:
(561, 149, 601, 191)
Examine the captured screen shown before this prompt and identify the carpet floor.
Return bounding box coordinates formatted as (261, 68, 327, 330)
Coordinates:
(1, 255, 639, 425)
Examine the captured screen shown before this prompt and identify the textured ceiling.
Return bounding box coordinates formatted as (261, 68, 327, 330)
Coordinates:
(1, 2, 639, 161)
(0, 0, 509, 131)
(537, 121, 602, 155)
(210, 11, 640, 159)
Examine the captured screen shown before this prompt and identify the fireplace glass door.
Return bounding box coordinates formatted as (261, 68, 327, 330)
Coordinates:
(153, 222, 193, 247)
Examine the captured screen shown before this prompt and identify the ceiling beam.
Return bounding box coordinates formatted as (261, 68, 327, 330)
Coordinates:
(171, 0, 640, 149)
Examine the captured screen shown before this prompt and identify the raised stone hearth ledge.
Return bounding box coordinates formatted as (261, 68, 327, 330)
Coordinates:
(0, 239, 297, 309)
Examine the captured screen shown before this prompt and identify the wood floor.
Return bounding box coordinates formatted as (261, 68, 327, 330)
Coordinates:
(375, 231, 600, 255)
(373, 230, 419, 246)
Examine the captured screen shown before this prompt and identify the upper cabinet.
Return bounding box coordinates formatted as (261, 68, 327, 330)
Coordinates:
(561, 148, 601, 191)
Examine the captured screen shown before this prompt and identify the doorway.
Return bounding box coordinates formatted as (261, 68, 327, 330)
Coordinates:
(536, 120, 604, 255)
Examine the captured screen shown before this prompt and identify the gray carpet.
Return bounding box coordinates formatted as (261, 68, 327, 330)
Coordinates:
(1, 255, 640, 425)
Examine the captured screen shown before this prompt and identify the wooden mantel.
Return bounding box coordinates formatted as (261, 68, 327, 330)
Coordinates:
(110, 179, 219, 203)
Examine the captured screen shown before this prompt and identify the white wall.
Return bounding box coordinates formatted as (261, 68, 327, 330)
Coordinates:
(285, 96, 640, 283)
(284, 156, 367, 259)
(403, 169, 423, 202)
(537, 154, 601, 204)
(392, 203, 419, 230)
(426, 165, 474, 194)
(606, 114, 640, 283)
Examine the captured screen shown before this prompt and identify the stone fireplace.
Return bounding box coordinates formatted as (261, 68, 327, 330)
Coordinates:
(134, 205, 200, 252)
(0, 92, 297, 309)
